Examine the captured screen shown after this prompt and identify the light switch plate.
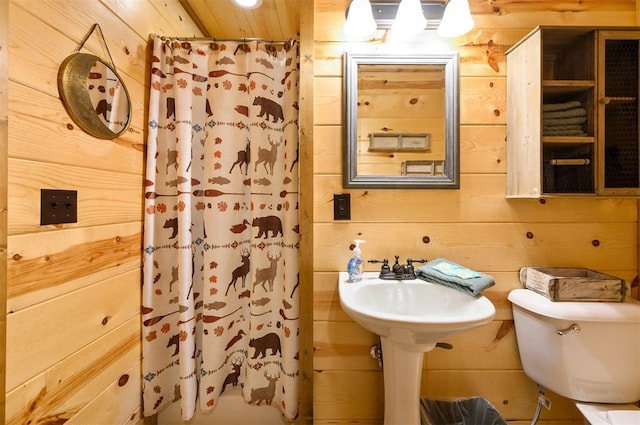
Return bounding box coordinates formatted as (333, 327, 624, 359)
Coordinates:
(333, 193, 351, 220)
(41, 189, 78, 225)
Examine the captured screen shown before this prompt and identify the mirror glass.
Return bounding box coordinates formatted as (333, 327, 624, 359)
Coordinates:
(344, 51, 459, 188)
(58, 53, 131, 139)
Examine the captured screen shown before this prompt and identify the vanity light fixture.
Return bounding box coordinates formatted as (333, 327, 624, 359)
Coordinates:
(391, 0, 427, 38)
(437, 0, 474, 37)
(344, 0, 377, 38)
(231, 0, 263, 9)
(344, 0, 474, 39)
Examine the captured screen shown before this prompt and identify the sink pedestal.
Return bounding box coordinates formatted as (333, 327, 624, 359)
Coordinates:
(381, 337, 434, 425)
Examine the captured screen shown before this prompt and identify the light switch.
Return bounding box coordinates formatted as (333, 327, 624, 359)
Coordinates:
(41, 189, 78, 225)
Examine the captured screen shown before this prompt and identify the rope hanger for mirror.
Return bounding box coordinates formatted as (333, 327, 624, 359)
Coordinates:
(75, 23, 117, 71)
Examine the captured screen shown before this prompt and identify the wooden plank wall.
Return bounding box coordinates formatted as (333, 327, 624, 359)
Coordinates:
(1, 0, 9, 420)
(311, 1, 639, 424)
(299, 0, 316, 423)
(5, 0, 201, 423)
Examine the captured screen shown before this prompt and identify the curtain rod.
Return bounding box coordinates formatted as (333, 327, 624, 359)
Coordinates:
(159, 35, 297, 45)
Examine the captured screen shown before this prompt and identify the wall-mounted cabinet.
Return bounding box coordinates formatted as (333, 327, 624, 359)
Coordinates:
(506, 26, 640, 197)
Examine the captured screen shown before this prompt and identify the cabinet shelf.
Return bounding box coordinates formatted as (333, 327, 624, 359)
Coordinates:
(543, 136, 595, 144)
(542, 80, 595, 95)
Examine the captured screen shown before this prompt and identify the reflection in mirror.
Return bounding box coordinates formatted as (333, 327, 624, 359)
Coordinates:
(88, 60, 130, 134)
(58, 53, 131, 139)
(344, 51, 459, 188)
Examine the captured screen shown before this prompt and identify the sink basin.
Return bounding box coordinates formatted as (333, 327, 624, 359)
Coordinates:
(338, 271, 496, 425)
(339, 271, 496, 350)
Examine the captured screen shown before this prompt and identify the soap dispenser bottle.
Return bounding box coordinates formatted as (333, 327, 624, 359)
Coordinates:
(347, 239, 366, 282)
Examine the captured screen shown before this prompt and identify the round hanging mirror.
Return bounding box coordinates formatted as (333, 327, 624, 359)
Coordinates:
(57, 52, 131, 139)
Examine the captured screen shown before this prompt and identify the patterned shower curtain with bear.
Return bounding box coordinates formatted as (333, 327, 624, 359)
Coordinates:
(142, 36, 299, 421)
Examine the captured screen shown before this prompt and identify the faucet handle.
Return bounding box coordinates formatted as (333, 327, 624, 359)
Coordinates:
(405, 258, 427, 279)
(407, 258, 428, 267)
(368, 259, 391, 276)
(408, 258, 427, 265)
(405, 259, 415, 273)
(368, 259, 387, 264)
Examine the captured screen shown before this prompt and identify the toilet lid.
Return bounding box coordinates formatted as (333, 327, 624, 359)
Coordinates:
(575, 402, 640, 425)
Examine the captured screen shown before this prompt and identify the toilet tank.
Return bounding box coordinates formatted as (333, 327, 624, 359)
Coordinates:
(508, 288, 640, 403)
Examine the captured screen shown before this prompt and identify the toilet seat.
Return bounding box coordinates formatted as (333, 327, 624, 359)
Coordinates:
(575, 402, 640, 425)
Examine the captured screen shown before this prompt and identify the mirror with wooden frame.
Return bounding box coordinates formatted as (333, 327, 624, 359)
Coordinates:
(58, 53, 131, 139)
(343, 51, 460, 188)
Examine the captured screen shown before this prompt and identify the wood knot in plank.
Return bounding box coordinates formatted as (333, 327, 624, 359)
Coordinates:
(493, 320, 513, 342)
(118, 374, 130, 387)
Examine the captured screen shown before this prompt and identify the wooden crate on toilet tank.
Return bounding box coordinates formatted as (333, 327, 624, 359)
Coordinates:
(519, 267, 626, 302)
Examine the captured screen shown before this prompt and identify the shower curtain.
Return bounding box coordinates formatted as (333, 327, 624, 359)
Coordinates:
(142, 35, 300, 421)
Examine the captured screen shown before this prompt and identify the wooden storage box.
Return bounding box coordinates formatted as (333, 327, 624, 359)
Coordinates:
(519, 267, 626, 302)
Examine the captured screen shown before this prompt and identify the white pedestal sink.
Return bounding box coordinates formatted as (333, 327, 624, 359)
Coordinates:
(338, 271, 496, 425)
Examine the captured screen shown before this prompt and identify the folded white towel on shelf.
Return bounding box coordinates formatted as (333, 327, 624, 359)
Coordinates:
(543, 116, 587, 126)
(542, 100, 582, 112)
(542, 107, 587, 120)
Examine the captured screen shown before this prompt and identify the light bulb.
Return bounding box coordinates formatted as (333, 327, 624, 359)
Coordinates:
(343, 0, 377, 38)
(231, 0, 263, 9)
(437, 0, 474, 38)
(391, 0, 427, 38)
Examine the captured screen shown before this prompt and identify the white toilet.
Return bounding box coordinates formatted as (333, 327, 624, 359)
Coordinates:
(508, 288, 640, 425)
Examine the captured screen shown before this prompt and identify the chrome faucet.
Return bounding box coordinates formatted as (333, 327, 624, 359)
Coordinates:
(369, 256, 427, 280)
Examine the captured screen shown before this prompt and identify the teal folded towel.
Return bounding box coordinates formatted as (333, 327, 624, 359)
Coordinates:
(415, 258, 495, 296)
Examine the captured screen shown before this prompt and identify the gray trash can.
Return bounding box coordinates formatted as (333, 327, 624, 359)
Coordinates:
(420, 397, 507, 425)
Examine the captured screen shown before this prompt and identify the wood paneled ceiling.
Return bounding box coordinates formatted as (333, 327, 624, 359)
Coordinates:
(179, 0, 301, 40)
